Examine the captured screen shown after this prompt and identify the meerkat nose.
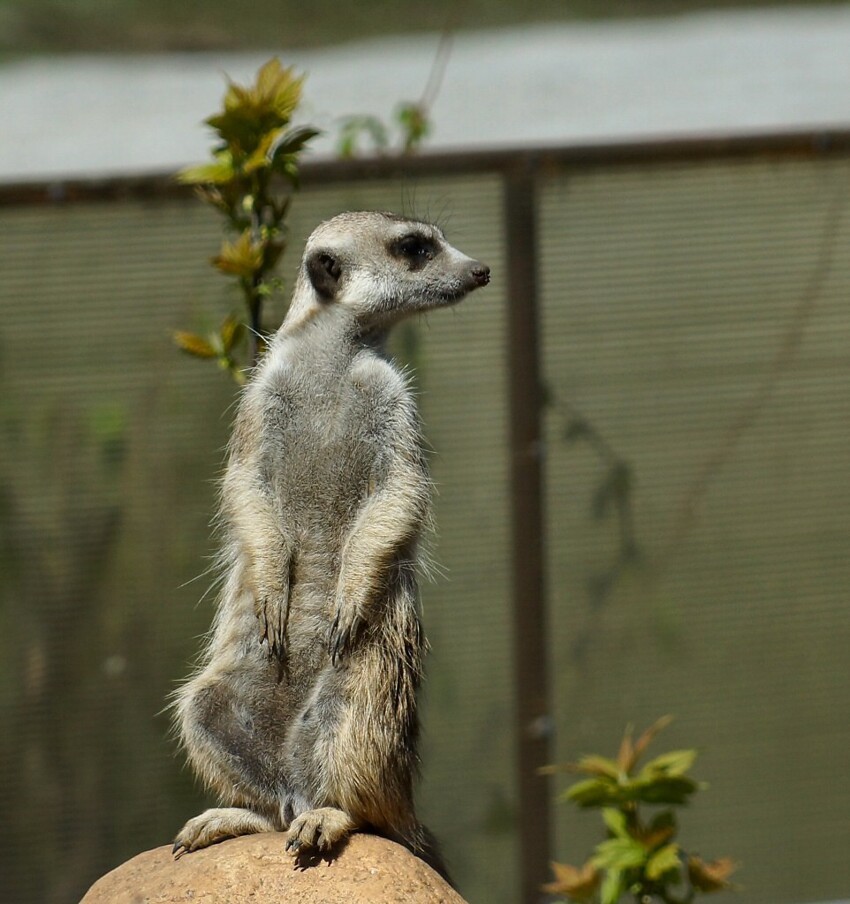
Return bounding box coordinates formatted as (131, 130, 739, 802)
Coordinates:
(470, 263, 491, 287)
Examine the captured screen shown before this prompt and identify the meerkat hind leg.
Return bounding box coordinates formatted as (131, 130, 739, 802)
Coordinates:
(285, 807, 356, 853)
(172, 807, 277, 857)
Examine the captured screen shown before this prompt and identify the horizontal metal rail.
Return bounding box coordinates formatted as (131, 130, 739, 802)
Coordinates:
(4, 126, 850, 206)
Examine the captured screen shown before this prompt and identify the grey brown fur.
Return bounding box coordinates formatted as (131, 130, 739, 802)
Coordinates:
(172, 211, 489, 877)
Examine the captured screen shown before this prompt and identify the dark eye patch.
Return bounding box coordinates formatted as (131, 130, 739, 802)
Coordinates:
(390, 233, 439, 269)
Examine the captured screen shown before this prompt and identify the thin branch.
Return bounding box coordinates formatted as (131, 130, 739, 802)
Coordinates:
(419, 32, 453, 115)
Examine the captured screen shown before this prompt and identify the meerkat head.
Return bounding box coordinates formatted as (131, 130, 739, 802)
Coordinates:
(285, 211, 490, 332)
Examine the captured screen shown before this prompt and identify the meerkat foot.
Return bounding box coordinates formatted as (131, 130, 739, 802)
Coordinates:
(172, 807, 277, 857)
(285, 807, 356, 853)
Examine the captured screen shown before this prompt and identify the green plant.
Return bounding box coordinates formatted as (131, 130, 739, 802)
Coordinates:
(336, 33, 451, 158)
(336, 102, 431, 158)
(543, 717, 736, 904)
(175, 58, 319, 381)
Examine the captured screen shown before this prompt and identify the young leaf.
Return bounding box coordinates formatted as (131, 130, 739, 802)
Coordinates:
(173, 331, 218, 359)
(177, 150, 236, 186)
(218, 355, 247, 385)
(599, 868, 626, 904)
(640, 809, 678, 849)
(212, 231, 264, 278)
(255, 58, 305, 119)
(573, 754, 622, 779)
(628, 775, 699, 806)
(616, 723, 635, 774)
(219, 315, 244, 354)
(645, 843, 681, 881)
(542, 861, 600, 902)
(630, 715, 674, 767)
(242, 128, 285, 174)
(687, 856, 737, 892)
(336, 115, 389, 158)
(591, 837, 648, 871)
(206, 106, 262, 153)
(601, 807, 629, 839)
(270, 125, 321, 160)
(396, 101, 430, 152)
(639, 749, 698, 779)
(565, 777, 621, 809)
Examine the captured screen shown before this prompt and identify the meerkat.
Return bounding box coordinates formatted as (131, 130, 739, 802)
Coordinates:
(171, 211, 490, 878)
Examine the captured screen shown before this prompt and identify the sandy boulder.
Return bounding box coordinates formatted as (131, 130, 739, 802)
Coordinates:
(80, 831, 468, 904)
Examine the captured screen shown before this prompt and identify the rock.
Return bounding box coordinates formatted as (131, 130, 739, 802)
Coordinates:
(80, 831, 468, 904)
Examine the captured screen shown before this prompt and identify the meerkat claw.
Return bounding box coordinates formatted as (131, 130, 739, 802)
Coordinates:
(327, 615, 342, 660)
(258, 601, 270, 643)
(328, 607, 362, 665)
(330, 629, 348, 665)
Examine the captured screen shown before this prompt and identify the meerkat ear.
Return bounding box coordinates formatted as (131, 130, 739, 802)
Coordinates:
(306, 251, 343, 301)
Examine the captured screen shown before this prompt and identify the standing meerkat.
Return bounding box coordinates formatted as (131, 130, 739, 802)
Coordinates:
(171, 211, 490, 877)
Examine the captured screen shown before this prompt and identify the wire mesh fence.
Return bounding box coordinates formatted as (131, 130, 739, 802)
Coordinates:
(1, 132, 849, 904)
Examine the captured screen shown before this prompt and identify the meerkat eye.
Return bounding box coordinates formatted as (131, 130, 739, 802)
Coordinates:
(392, 234, 438, 266)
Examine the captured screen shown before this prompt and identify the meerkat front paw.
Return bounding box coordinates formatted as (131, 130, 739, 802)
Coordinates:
(285, 807, 356, 853)
(172, 807, 276, 857)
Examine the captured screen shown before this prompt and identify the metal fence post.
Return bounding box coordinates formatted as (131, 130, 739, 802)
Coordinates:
(503, 157, 554, 904)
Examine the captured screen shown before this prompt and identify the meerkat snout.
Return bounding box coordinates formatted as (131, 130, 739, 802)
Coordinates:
(469, 262, 490, 288)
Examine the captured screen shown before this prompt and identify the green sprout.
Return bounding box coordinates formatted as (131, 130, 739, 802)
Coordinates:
(542, 717, 737, 904)
(175, 59, 319, 382)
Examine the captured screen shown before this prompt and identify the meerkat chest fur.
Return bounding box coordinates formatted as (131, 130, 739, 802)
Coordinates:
(248, 320, 423, 603)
